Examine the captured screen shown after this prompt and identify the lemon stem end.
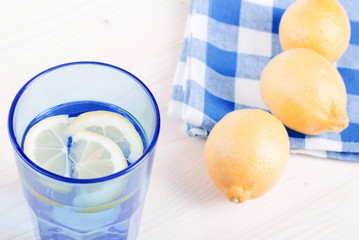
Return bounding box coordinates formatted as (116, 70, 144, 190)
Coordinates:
(230, 196, 240, 204)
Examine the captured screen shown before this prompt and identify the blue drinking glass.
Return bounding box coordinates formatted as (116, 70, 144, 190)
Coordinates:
(8, 62, 161, 240)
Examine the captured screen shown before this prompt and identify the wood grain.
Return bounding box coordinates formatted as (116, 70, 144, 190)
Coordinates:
(1, 1, 359, 240)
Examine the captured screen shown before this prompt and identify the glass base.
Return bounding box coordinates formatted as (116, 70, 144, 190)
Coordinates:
(29, 204, 144, 240)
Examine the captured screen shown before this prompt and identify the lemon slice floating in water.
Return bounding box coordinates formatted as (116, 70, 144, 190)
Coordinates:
(67, 110, 144, 163)
(70, 130, 128, 179)
(22, 111, 133, 207)
(23, 110, 140, 177)
(23, 115, 69, 177)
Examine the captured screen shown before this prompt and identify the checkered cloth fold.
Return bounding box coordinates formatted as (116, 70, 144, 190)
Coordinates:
(169, 0, 359, 161)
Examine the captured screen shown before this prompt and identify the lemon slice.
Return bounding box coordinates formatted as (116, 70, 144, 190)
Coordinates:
(67, 110, 144, 163)
(72, 176, 128, 208)
(23, 115, 69, 177)
(75, 186, 139, 213)
(69, 130, 129, 207)
(70, 130, 128, 179)
(20, 177, 64, 207)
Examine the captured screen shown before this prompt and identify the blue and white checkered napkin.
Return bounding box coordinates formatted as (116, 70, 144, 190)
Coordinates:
(169, 0, 359, 161)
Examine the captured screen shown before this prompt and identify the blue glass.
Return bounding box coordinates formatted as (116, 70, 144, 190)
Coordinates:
(8, 62, 161, 240)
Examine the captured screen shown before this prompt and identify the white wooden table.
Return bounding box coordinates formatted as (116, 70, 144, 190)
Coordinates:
(1, 1, 359, 239)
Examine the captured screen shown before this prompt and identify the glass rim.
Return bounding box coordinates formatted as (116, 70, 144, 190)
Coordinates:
(8, 61, 161, 184)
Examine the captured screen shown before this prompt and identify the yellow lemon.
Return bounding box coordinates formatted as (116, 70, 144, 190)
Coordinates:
(279, 0, 351, 62)
(205, 109, 289, 203)
(260, 48, 348, 135)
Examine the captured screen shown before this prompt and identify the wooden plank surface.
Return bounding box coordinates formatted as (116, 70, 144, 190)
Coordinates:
(1, 1, 359, 239)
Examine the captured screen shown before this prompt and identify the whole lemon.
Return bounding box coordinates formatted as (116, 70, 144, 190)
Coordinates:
(279, 0, 350, 62)
(205, 109, 289, 203)
(260, 48, 348, 135)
